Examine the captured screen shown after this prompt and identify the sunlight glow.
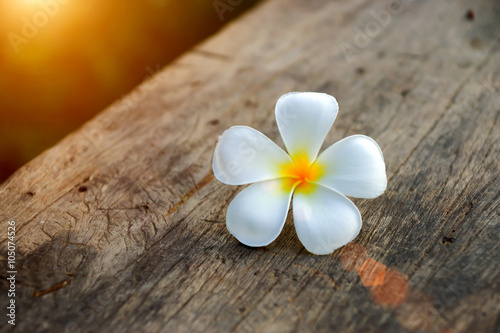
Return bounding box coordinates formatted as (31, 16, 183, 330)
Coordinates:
(17, 0, 48, 9)
(8, 0, 70, 19)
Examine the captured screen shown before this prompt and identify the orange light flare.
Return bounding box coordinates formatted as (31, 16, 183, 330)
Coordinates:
(338, 243, 456, 331)
(357, 258, 386, 287)
(339, 243, 409, 306)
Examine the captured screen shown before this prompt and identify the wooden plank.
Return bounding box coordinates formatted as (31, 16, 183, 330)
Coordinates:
(1, 0, 499, 331)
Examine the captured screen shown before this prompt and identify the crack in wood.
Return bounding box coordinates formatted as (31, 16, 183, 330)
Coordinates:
(165, 173, 215, 216)
(32, 279, 72, 298)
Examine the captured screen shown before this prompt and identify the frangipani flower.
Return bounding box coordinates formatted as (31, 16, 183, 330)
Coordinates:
(212, 92, 386, 255)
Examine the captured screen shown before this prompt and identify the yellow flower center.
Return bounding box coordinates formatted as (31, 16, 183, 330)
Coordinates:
(279, 152, 324, 192)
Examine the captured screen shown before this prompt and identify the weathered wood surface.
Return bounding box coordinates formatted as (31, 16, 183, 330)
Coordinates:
(1, 0, 499, 332)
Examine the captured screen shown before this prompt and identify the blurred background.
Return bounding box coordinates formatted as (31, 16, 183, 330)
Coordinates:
(0, 0, 259, 183)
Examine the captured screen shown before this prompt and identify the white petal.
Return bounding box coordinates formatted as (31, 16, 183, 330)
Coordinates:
(226, 178, 295, 247)
(212, 126, 293, 185)
(314, 135, 387, 198)
(275, 92, 338, 164)
(293, 183, 362, 255)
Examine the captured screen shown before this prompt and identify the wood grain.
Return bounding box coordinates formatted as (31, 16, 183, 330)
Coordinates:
(1, 0, 499, 332)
